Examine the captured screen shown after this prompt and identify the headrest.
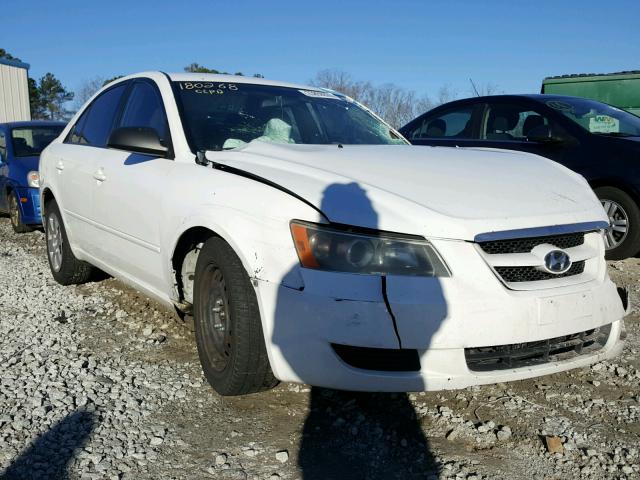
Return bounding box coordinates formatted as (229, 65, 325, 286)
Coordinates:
(426, 118, 446, 137)
(489, 109, 520, 132)
(523, 115, 545, 136)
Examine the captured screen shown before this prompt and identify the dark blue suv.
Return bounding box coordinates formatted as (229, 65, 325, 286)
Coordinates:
(0, 121, 65, 232)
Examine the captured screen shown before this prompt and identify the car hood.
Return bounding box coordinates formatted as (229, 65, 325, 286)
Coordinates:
(8, 155, 39, 182)
(14, 155, 39, 170)
(207, 143, 607, 240)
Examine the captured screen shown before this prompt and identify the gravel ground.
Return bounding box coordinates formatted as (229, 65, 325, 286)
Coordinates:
(0, 217, 638, 480)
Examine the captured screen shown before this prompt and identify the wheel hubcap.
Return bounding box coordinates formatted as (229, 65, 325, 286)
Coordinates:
(46, 213, 63, 272)
(202, 268, 232, 372)
(601, 199, 629, 250)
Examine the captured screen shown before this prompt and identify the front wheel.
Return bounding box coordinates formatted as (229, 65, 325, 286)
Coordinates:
(193, 237, 277, 396)
(596, 186, 640, 260)
(44, 200, 94, 285)
(8, 192, 32, 233)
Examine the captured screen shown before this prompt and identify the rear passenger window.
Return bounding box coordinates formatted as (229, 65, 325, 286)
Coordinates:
(482, 105, 552, 141)
(118, 82, 169, 144)
(409, 108, 473, 139)
(69, 84, 126, 147)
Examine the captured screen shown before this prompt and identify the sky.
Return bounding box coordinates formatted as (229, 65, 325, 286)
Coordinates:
(3, 0, 639, 102)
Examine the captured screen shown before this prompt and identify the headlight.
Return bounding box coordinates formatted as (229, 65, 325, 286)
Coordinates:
(27, 171, 40, 188)
(290, 221, 450, 277)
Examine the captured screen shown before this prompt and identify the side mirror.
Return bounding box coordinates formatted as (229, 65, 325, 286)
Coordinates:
(107, 127, 168, 157)
(526, 124, 564, 144)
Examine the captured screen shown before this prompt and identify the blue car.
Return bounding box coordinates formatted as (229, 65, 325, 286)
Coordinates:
(0, 121, 65, 232)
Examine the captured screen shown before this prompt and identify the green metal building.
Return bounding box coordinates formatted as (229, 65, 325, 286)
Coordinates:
(542, 71, 640, 116)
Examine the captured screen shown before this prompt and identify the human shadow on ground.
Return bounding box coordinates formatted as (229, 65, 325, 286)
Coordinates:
(1, 410, 96, 480)
(272, 181, 447, 479)
(299, 388, 439, 480)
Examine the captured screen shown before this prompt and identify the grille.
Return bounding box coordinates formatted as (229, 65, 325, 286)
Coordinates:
(478, 232, 584, 255)
(465, 324, 611, 372)
(495, 261, 585, 283)
(331, 344, 421, 372)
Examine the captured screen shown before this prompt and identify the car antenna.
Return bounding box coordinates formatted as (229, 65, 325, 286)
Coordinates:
(469, 78, 480, 97)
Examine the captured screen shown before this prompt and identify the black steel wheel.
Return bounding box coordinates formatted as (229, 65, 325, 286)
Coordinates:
(193, 237, 277, 396)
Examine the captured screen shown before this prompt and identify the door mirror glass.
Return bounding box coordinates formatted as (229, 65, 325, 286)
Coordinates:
(107, 127, 168, 157)
(526, 124, 564, 143)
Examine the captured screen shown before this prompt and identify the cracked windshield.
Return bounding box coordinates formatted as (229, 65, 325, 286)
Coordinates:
(174, 82, 407, 151)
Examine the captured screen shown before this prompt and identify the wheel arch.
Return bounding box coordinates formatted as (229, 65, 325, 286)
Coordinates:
(170, 226, 218, 305)
(41, 187, 56, 215)
(589, 178, 640, 204)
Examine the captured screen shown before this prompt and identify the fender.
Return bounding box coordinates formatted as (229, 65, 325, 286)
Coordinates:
(164, 185, 321, 301)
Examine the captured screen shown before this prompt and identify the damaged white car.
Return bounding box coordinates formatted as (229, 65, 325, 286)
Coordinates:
(39, 72, 629, 395)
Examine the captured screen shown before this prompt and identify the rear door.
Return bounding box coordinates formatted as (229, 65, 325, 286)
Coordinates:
(91, 78, 174, 291)
(475, 99, 583, 167)
(48, 83, 128, 254)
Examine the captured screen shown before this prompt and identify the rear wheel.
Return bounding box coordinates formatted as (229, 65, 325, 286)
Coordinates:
(45, 200, 94, 285)
(193, 237, 277, 396)
(8, 192, 32, 233)
(595, 186, 640, 260)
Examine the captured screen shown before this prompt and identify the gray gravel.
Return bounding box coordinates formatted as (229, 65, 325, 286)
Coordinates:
(0, 218, 638, 479)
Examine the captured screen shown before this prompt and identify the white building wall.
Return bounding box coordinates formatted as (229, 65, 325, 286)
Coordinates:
(0, 62, 31, 122)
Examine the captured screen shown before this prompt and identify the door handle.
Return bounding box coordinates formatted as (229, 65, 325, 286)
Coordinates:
(55, 160, 64, 172)
(93, 168, 106, 182)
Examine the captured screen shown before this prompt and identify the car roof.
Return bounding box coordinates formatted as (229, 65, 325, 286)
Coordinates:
(402, 94, 606, 129)
(0, 120, 66, 129)
(166, 72, 325, 92)
(433, 93, 602, 107)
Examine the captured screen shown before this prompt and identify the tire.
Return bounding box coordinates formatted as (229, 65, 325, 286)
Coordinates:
(595, 186, 640, 260)
(44, 200, 94, 285)
(8, 191, 32, 233)
(193, 237, 277, 396)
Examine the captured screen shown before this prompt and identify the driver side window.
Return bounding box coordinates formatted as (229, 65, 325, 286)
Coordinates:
(409, 107, 474, 140)
(118, 81, 169, 145)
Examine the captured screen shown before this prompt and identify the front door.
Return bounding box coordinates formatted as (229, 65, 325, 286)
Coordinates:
(91, 79, 174, 292)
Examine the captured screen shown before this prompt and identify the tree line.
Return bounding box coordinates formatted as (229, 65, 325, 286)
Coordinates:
(1, 49, 500, 128)
(309, 69, 501, 127)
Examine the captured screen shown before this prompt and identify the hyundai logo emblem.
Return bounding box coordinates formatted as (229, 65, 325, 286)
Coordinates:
(544, 250, 572, 274)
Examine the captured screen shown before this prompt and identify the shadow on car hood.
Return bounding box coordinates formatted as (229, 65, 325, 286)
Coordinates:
(206, 142, 607, 240)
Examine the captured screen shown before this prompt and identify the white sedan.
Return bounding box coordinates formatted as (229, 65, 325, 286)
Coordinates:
(39, 72, 628, 395)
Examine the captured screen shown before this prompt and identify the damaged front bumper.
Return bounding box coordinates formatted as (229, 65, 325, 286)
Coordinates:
(256, 240, 628, 392)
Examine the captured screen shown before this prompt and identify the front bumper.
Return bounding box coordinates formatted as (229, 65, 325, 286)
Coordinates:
(14, 186, 41, 225)
(258, 238, 627, 392)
